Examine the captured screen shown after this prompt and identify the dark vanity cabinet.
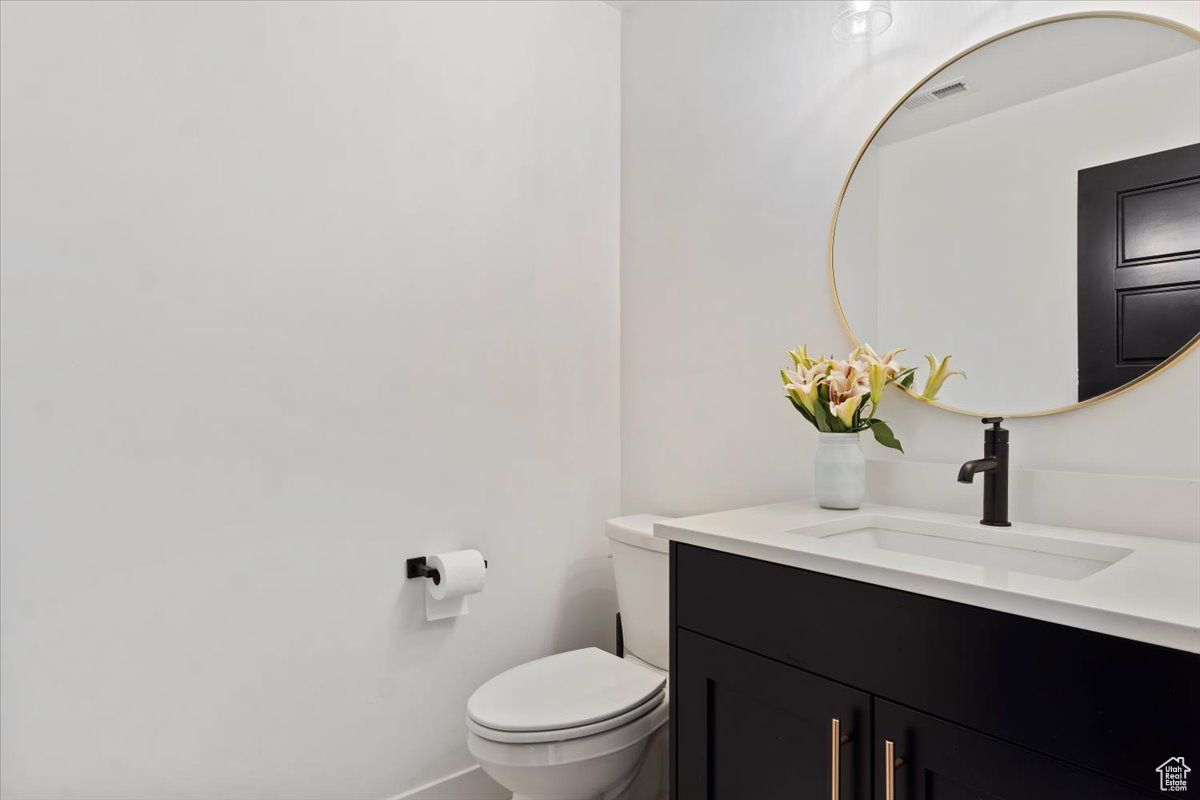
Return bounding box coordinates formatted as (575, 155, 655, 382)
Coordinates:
(669, 543, 1200, 800)
(872, 701, 1170, 800)
(675, 630, 869, 799)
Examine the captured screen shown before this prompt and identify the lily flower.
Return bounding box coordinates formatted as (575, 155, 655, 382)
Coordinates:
(868, 361, 889, 406)
(792, 380, 822, 415)
(787, 345, 815, 370)
(781, 363, 827, 414)
(921, 353, 966, 400)
(831, 393, 862, 427)
(826, 360, 870, 403)
(789, 361, 829, 385)
(854, 343, 907, 379)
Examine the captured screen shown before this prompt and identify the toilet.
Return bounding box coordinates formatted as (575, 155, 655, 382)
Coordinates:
(466, 515, 671, 800)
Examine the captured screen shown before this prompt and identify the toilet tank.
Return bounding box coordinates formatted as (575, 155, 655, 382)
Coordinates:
(606, 515, 671, 671)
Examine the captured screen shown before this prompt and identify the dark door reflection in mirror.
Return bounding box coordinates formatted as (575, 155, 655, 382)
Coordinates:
(1078, 143, 1200, 401)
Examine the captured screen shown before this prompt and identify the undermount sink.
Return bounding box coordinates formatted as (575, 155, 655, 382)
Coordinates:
(793, 515, 1133, 581)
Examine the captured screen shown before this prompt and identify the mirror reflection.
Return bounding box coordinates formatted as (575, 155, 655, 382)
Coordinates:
(833, 16, 1200, 415)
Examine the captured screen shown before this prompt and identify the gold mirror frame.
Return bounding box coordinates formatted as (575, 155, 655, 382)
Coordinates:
(828, 11, 1200, 419)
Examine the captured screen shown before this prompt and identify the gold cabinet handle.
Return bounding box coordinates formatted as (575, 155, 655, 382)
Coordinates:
(831, 718, 840, 800)
(884, 740, 894, 800)
(884, 739, 905, 800)
(830, 718, 851, 800)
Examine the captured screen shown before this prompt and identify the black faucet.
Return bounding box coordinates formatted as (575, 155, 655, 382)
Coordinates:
(958, 417, 1011, 527)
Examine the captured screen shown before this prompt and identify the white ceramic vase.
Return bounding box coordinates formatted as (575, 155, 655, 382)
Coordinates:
(814, 432, 865, 510)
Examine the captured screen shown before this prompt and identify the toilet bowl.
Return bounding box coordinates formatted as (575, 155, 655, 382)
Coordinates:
(467, 648, 668, 800)
(467, 515, 671, 800)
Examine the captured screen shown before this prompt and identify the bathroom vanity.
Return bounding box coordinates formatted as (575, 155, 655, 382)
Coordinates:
(658, 503, 1200, 799)
(664, 8, 1200, 798)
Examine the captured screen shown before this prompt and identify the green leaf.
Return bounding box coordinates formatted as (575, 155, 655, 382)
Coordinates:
(811, 398, 833, 433)
(867, 419, 904, 452)
(787, 396, 818, 428)
(900, 371, 916, 390)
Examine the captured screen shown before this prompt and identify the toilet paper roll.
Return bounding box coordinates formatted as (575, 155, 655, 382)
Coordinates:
(425, 549, 486, 621)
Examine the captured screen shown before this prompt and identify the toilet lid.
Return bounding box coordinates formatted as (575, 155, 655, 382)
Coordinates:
(467, 691, 666, 745)
(467, 647, 666, 733)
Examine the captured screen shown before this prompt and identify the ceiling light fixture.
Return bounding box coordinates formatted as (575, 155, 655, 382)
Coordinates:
(832, 0, 893, 41)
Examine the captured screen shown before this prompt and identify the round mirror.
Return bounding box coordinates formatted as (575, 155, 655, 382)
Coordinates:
(831, 13, 1200, 417)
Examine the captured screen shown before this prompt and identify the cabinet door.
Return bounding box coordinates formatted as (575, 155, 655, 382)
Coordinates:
(874, 700, 1159, 800)
(674, 629, 870, 800)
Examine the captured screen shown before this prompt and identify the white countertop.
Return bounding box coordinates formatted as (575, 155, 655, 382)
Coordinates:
(655, 501, 1200, 653)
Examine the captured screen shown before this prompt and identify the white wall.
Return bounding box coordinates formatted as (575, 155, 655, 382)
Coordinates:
(870, 51, 1199, 412)
(0, 2, 619, 798)
(621, 0, 1200, 517)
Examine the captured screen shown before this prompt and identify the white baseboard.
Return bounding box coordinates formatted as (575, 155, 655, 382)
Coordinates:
(866, 458, 1200, 542)
(391, 764, 510, 800)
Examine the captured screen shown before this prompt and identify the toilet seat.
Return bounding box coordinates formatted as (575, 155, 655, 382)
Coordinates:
(467, 647, 666, 743)
(468, 686, 664, 744)
(467, 692, 669, 769)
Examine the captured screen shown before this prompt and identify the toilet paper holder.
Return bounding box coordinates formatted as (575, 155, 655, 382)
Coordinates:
(406, 555, 487, 586)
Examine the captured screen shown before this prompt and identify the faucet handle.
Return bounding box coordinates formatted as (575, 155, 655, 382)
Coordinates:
(981, 416, 1008, 444)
